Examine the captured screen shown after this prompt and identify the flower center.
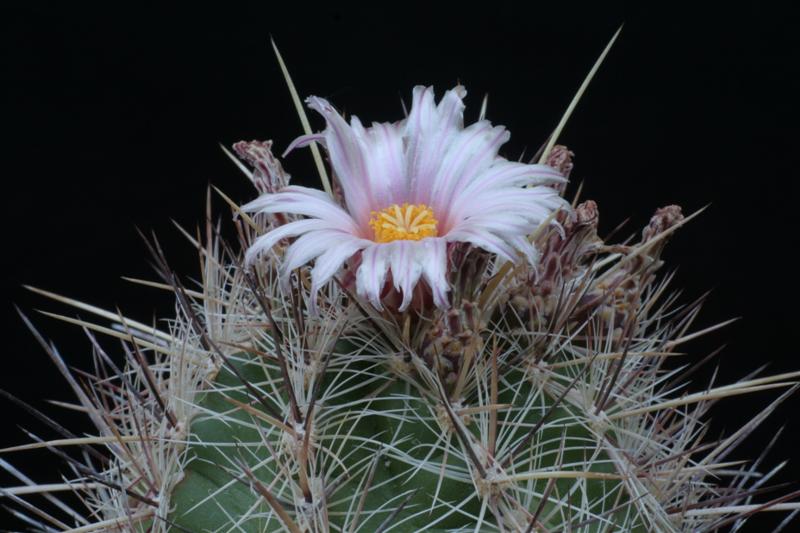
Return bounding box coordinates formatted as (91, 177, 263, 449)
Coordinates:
(369, 203, 439, 243)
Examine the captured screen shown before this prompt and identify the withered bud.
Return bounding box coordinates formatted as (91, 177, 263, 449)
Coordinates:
(233, 140, 291, 193)
(574, 200, 599, 228)
(447, 309, 463, 335)
(642, 205, 684, 242)
(545, 145, 575, 178)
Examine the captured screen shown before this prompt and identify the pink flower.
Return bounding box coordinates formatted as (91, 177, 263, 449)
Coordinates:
(243, 86, 567, 311)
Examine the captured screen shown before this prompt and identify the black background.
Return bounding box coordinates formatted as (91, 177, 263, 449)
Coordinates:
(2, 2, 799, 530)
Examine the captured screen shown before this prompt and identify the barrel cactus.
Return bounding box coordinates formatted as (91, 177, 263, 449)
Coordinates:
(3, 38, 798, 532)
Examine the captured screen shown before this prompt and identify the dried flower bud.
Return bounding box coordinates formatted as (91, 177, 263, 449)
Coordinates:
(642, 205, 684, 243)
(233, 140, 291, 194)
(574, 199, 599, 227)
(545, 144, 575, 178)
(545, 144, 575, 194)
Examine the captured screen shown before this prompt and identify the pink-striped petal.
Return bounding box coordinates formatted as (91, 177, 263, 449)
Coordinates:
(448, 161, 564, 217)
(283, 230, 357, 276)
(243, 185, 360, 234)
(309, 234, 371, 311)
(505, 234, 540, 265)
(448, 187, 566, 229)
(444, 227, 519, 264)
(429, 121, 509, 220)
(405, 86, 467, 204)
(245, 218, 331, 265)
(387, 240, 424, 311)
(356, 244, 392, 310)
(420, 238, 449, 308)
(359, 120, 407, 206)
(306, 97, 373, 229)
(283, 132, 326, 157)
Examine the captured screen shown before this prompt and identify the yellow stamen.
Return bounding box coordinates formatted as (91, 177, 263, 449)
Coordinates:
(369, 203, 439, 243)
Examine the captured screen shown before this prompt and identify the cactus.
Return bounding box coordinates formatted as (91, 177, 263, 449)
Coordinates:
(3, 39, 799, 532)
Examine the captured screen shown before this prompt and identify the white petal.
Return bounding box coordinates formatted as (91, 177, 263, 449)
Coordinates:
(243, 186, 360, 234)
(311, 238, 367, 292)
(283, 132, 326, 156)
(245, 218, 330, 265)
(451, 213, 532, 236)
(356, 244, 391, 310)
(430, 121, 510, 220)
(387, 240, 424, 312)
(361, 121, 407, 206)
(309, 234, 369, 311)
(450, 161, 564, 212)
(283, 230, 356, 276)
(420, 238, 449, 308)
(505, 234, 539, 266)
(405, 86, 467, 204)
(444, 227, 518, 264)
(306, 97, 374, 228)
(449, 187, 567, 229)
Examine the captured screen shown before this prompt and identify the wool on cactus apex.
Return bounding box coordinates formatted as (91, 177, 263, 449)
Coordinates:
(3, 34, 799, 533)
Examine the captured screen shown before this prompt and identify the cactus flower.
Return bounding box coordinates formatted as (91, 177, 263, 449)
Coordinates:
(243, 86, 566, 310)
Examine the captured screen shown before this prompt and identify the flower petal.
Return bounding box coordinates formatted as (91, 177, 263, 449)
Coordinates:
(306, 97, 373, 229)
(309, 234, 369, 311)
(449, 161, 564, 215)
(405, 86, 467, 204)
(283, 230, 359, 276)
(244, 218, 331, 265)
(430, 121, 510, 220)
(505, 234, 540, 266)
(448, 186, 567, 230)
(387, 240, 424, 311)
(444, 227, 519, 264)
(420, 238, 449, 308)
(242, 185, 360, 234)
(283, 132, 326, 157)
(310, 238, 367, 292)
(356, 244, 391, 310)
(358, 120, 407, 206)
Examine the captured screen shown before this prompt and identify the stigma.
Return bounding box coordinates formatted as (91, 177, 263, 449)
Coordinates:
(369, 203, 438, 243)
